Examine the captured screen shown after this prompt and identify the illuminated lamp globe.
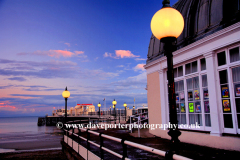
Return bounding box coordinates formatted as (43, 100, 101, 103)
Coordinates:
(123, 103, 127, 108)
(98, 102, 101, 108)
(150, 7, 184, 40)
(62, 87, 70, 98)
(112, 99, 117, 105)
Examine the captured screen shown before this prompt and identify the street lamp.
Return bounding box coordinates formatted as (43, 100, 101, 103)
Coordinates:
(123, 102, 127, 121)
(112, 99, 117, 121)
(151, 0, 184, 157)
(110, 106, 111, 115)
(98, 102, 101, 118)
(62, 87, 70, 123)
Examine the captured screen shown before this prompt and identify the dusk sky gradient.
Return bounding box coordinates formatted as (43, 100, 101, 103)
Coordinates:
(0, 0, 178, 117)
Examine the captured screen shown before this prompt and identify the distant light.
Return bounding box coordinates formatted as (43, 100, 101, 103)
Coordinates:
(151, 7, 184, 40)
(123, 102, 127, 107)
(98, 102, 101, 108)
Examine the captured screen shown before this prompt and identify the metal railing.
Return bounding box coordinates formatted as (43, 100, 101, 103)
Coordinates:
(63, 127, 192, 160)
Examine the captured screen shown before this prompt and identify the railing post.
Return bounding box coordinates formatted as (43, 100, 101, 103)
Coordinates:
(72, 127, 74, 147)
(99, 133, 104, 160)
(86, 129, 90, 158)
(67, 129, 69, 144)
(121, 139, 127, 160)
(78, 127, 81, 153)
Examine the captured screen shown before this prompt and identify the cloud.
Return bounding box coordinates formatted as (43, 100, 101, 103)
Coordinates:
(117, 65, 124, 68)
(0, 58, 118, 80)
(104, 52, 114, 58)
(133, 64, 145, 71)
(0, 101, 17, 111)
(64, 43, 70, 47)
(8, 77, 27, 82)
(115, 50, 139, 58)
(18, 50, 85, 58)
(0, 59, 78, 79)
(135, 58, 147, 61)
(103, 50, 140, 59)
(74, 51, 84, 55)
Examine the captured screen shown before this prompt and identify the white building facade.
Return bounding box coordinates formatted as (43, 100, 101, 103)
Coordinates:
(145, 0, 240, 151)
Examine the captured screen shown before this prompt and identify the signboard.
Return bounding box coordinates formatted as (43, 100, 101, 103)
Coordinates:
(194, 90, 200, 100)
(235, 84, 240, 97)
(195, 102, 201, 113)
(221, 85, 229, 98)
(203, 89, 209, 100)
(189, 103, 194, 113)
(188, 91, 193, 101)
(181, 103, 185, 113)
(204, 101, 210, 113)
(180, 92, 184, 101)
(222, 99, 231, 112)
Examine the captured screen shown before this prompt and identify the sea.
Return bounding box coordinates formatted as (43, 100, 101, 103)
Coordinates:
(0, 116, 63, 153)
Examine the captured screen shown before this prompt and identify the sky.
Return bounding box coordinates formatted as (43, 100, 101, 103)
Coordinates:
(0, 0, 178, 117)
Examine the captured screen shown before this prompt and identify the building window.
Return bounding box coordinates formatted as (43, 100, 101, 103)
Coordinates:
(217, 51, 226, 66)
(202, 75, 211, 126)
(219, 69, 233, 128)
(185, 61, 198, 75)
(201, 58, 206, 71)
(175, 80, 186, 124)
(230, 47, 240, 63)
(187, 76, 202, 126)
(232, 66, 240, 129)
(174, 66, 183, 78)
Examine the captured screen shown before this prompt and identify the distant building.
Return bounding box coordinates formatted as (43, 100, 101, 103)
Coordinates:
(52, 104, 95, 116)
(145, 0, 240, 151)
(73, 104, 95, 116)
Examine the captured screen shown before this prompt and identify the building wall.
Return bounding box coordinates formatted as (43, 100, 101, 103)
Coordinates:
(147, 71, 163, 136)
(145, 22, 240, 151)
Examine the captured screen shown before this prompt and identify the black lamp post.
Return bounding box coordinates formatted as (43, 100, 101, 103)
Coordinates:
(151, 0, 184, 158)
(110, 106, 111, 115)
(112, 99, 117, 122)
(98, 102, 101, 118)
(62, 87, 70, 123)
(123, 102, 127, 121)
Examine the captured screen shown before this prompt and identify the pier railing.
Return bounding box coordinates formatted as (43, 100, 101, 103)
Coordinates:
(63, 128, 192, 160)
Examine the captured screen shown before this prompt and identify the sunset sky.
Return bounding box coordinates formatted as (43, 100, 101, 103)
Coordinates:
(0, 0, 178, 117)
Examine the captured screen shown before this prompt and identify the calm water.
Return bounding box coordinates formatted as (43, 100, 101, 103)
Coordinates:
(0, 117, 62, 153)
(0, 116, 59, 134)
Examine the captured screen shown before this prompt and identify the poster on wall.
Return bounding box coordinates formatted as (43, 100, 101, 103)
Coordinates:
(189, 103, 194, 113)
(188, 91, 193, 101)
(235, 84, 240, 97)
(203, 89, 209, 100)
(195, 102, 201, 113)
(222, 99, 231, 112)
(181, 103, 185, 112)
(180, 92, 185, 101)
(204, 101, 210, 113)
(194, 90, 200, 100)
(176, 93, 179, 102)
(221, 85, 229, 98)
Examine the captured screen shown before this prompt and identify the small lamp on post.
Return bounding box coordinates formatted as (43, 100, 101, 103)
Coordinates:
(151, 0, 184, 158)
(123, 102, 127, 121)
(112, 99, 117, 121)
(110, 106, 111, 115)
(98, 102, 101, 118)
(62, 87, 70, 124)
